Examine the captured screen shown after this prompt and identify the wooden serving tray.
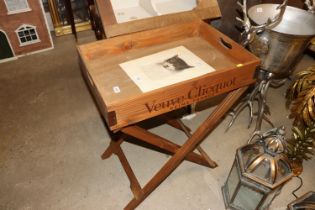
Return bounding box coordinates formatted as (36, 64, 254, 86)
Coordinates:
(78, 20, 260, 131)
(95, 0, 221, 38)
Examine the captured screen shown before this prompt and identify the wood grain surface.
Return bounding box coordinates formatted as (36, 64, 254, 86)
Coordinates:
(78, 20, 260, 130)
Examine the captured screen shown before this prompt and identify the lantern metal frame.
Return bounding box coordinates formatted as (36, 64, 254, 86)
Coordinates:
(222, 158, 282, 210)
(288, 191, 315, 210)
(222, 132, 293, 210)
(237, 143, 292, 189)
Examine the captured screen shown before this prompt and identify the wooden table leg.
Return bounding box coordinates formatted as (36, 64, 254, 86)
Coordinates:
(175, 119, 218, 168)
(124, 87, 248, 210)
(114, 145, 143, 199)
(165, 117, 218, 168)
(101, 138, 123, 159)
(102, 137, 143, 199)
(121, 125, 213, 167)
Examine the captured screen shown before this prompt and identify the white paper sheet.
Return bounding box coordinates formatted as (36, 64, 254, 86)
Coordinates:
(120, 46, 215, 92)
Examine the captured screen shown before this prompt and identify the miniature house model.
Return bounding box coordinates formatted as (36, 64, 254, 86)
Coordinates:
(0, 0, 53, 62)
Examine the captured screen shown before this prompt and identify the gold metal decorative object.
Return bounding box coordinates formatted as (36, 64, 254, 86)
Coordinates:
(286, 65, 315, 127)
(286, 65, 315, 169)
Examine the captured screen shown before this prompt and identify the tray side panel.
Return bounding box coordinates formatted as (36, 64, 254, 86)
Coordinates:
(96, 0, 117, 26)
(108, 64, 257, 130)
(78, 20, 201, 61)
(198, 22, 260, 64)
(79, 55, 117, 127)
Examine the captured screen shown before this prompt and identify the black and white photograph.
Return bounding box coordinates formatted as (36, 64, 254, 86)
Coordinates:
(119, 46, 215, 92)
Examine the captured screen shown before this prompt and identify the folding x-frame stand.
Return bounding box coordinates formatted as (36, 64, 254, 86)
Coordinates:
(101, 87, 248, 210)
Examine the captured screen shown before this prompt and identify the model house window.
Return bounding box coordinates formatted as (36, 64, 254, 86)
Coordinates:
(4, 0, 31, 14)
(15, 25, 40, 46)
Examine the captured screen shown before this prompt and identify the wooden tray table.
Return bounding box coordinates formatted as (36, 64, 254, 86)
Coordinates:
(78, 20, 260, 209)
(94, 0, 221, 38)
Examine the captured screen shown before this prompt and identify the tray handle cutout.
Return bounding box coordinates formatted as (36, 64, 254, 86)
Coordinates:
(220, 37, 232, 49)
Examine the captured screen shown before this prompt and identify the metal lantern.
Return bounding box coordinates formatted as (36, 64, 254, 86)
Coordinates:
(222, 127, 294, 210)
(288, 191, 315, 210)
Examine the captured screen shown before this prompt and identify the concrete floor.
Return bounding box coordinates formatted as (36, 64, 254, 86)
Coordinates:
(0, 31, 314, 210)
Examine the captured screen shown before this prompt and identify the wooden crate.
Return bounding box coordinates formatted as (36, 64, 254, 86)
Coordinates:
(78, 20, 260, 131)
(95, 0, 221, 38)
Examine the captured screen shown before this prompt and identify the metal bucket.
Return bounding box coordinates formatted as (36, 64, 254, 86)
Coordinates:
(248, 4, 315, 78)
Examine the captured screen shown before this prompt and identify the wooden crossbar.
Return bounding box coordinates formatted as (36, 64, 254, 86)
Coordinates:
(101, 87, 248, 210)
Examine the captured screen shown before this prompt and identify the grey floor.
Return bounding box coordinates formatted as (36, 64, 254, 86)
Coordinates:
(0, 31, 314, 210)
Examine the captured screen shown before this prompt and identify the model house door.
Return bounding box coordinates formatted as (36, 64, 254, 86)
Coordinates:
(0, 31, 14, 60)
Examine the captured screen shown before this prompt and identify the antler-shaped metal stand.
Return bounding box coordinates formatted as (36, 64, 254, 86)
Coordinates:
(227, 0, 287, 139)
(227, 69, 276, 142)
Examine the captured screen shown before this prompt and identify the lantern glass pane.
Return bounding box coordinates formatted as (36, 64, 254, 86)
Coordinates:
(275, 159, 291, 183)
(241, 145, 263, 167)
(261, 188, 280, 210)
(227, 161, 239, 200)
(252, 158, 272, 182)
(233, 185, 264, 210)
